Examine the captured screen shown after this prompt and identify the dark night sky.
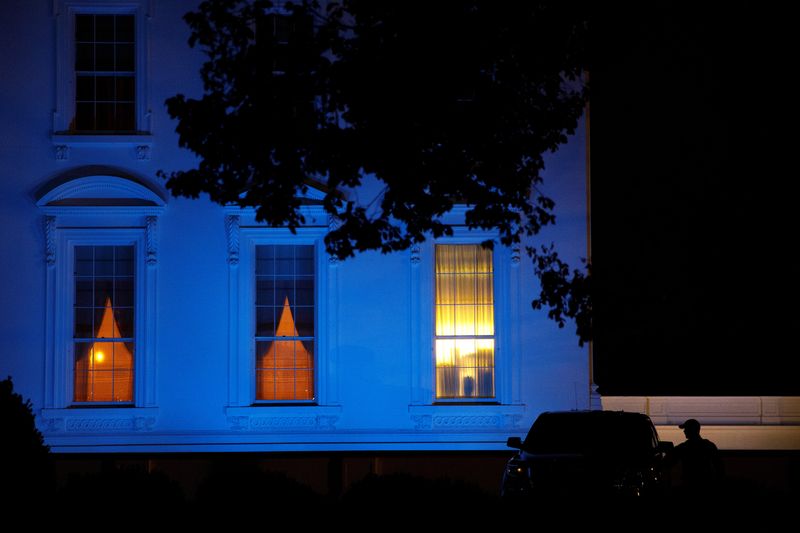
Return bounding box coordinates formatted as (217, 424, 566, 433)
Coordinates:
(589, 3, 798, 395)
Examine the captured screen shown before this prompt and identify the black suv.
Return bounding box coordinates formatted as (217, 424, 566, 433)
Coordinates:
(501, 411, 673, 500)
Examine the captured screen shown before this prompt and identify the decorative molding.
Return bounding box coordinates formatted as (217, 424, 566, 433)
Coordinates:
(40, 408, 158, 433)
(226, 214, 240, 265)
(145, 216, 157, 265)
(408, 405, 526, 431)
(36, 175, 166, 208)
(434, 415, 502, 428)
(327, 215, 340, 265)
(55, 144, 69, 160)
(412, 415, 432, 430)
(410, 244, 421, 265)
(45, 216, 56, 267)
(136, 145, 151, 161)
(510, 244, 521, 265)
(227, 414, 339, 431)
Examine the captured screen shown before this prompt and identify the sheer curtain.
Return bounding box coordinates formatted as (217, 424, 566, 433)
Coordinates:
(435, 245, 495, 398)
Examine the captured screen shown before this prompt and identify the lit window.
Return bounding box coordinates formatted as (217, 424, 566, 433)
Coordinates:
(435, 244, 495, 399)
(73, 245, 134, 402)
(255, 245, 315, 401)
(73, 14, 136, 132)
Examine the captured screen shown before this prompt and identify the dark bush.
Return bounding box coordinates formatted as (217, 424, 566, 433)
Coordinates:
(0, 377, 54, 509)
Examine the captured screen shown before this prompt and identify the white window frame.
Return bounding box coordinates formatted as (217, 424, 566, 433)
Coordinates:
(52, 1, 152, 143)
(59, 231, 148, 405)
(224, 205, 341, 430)
(36, 174, 163, 432)
(408, 214, 525, 429)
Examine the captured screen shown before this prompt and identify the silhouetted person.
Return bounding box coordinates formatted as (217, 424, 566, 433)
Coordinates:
(671, 418, 724, 495)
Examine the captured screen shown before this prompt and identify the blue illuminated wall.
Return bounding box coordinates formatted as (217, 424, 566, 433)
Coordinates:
(0, 0, 587, 453)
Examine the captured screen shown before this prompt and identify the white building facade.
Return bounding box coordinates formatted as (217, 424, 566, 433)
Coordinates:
(0, 0, 590, 453)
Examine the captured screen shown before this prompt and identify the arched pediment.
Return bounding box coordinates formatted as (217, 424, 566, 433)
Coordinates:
(36, 171, 166, 208)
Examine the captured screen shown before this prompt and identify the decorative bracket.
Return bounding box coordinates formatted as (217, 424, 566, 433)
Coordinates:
(226, 215, 240, 265)
(145, 216, 157, 266)
(45, 216, 56, 267)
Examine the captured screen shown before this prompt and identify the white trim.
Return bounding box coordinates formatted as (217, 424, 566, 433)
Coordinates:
(409, 224, 524, 415)
(53, 1, 152, 136)
(226, 215, 339, 412)
(37, 175, 166, 207)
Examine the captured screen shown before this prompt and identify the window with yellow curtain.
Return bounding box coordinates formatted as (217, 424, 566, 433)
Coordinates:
(255, 245, 315, 401)
(73, 245, 134, 403)
(435, 244, 495, 399)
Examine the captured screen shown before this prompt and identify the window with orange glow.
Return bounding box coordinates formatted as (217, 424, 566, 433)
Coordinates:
(255, 245, 314, 401)
(73, 245, 134, 402)
(435, 244, 495, 399)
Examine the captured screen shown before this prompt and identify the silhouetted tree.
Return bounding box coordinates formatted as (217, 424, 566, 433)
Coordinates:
(160, 0, 591, 343)
(0, 377, 54, 509)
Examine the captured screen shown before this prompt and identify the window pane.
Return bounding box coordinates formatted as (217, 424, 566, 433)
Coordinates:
(95, 43, 114, 70)
(94, 246, 114, 274)
(112, 370, 133, 402)
(74, 308, 93, 338)
(435, 305, 454, 336)
(454, 305, 475, 336)
(75, 246, 94, 275)
(256, 306, 275, 337)
(275, 339, 294, 367)
(256, 245, 275, 275)
(476, 273, 493, 304)
(75, 43, 94, 70)
(75, 279, 93, 307)
(95, 15, 114, 41)
(115, 103, 135, 130)
(116, 76, 135, 102)
(256, 340, 275, 369)
(256, 369, 276, 400)
(436, 274, 454, 305)
(95, 102, 115, 129)
(294, 306, 314, 337)
(256, 278, 274, 305)
(116, 342, 135, 370)
(116, 44, 134, 71)
(274, 249, 294, 275)
(75, 103, 94, 130)
(476, 246, 493, 272)
(94, 278, 113, 306)
(274, 279, 293, 307)
(114, 278, 134, 306)
(455, 273, 476, 304)
(294, 278, 314, 306)
(295, 246, 314, 275)
(294, 369, 314, 400)
(75, 15, 93, 42)
(76, 75, 94, 100)
(113, 308, 134, 338)
(96, 75, 114, 101)
(115, 15, 134, 42)
(476, 305, 494, 336)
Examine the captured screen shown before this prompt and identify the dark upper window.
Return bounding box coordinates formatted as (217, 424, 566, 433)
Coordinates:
(73, 14, 136, 132)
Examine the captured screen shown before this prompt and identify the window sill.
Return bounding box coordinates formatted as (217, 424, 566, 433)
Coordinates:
(39, 407, 158, 433)
(408, 403, 525, 431)
(52, 133, 152, 144)
(225, 405, 342, 432)
(51, 133, 153, 160)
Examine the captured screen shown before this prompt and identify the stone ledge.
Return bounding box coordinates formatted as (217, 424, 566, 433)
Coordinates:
(601, 396, 800, 425)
